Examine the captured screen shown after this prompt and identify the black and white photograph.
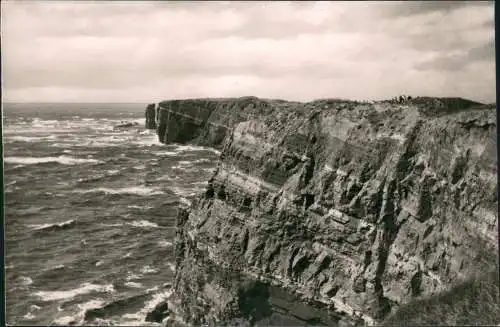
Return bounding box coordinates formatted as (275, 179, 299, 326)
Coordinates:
(2, 1, 498, 326)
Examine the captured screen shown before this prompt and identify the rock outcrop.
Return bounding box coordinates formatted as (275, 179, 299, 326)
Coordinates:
(148, 97, 498, 326)
(114, 121, 140, 129)
(145, 103, 157, 130)
(154, 97, 294, 148)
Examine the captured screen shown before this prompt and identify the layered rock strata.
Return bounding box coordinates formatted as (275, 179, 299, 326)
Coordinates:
(154, 97, 300, 148)
(150, 97, 498, 325)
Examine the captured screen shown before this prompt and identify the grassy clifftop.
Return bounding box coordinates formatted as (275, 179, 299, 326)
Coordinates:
(383, 268, 499, 326)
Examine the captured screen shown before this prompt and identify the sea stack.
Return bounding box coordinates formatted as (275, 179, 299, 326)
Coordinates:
(147, 96, 497, 326)
(145, 103, 157, 130)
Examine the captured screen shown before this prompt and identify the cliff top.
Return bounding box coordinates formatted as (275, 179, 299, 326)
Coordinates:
(158, 96, 494, 116)
(159, 95, 490, 104)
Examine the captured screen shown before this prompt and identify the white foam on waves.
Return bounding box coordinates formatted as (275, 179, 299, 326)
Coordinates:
(140, 265, 158, 274)
(180, 158, 212, 165)
(6, 135, 58, 143)
(19, 276, 33, 286)
(124, 282, 143, 289)
(121, 289, 173, 325)
(23, 312, 36, 320)
(126, 272, 142, 281)
(179, 197, 192, 207)
(31, 118, 59, 127)
(171, 186, 197, 197)
(156, 174, 179, 182)
(174, 144, 221, 155)
(146, 286, 159, 293)
(127, 220, 159, 228)
(131, 118, 145, 125)
(154, 151, 178, 156)
(127, 205, 154, 210)
(53, 299, 106, 326)
(28, 219, 75, 231)
(122, 252, 133, 259)
(100, 223, 123, 228)
(78, 298, 107, 313)
(131, 135, 160, 147)
(4, 126, 68, 135)
(74, 186, 164, 196)
(139, 129, 155, 136)
(158, 240, 173, 248)
(22, 304, 41, 320)
(107, 169, 121, 174)
(34, 282, 115, 301)
(4, 155, 102, 166)
(52, 316, 77, 325)
(171, 158, 213, 170)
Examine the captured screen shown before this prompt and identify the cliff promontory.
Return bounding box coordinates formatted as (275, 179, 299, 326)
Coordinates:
(149, 97, 498, 326)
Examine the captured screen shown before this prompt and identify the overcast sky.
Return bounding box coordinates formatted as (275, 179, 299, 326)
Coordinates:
(1, 1, 495, 103)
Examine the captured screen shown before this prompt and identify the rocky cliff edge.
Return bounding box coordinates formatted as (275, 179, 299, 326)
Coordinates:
(149, 97, 498, 326)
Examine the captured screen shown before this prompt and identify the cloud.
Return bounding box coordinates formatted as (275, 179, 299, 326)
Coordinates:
(415, 38, 495, 71)
(376, 0, 492, 18)
(1, 1, 495, 103)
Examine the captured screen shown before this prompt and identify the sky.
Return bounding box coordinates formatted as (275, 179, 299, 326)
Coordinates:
(1, 1, 496, 103)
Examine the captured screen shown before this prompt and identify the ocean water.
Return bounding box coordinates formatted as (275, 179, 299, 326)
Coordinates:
(3, 103, 219, 325)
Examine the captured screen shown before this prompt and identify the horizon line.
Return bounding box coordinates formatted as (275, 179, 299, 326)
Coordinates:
(1, 95, 493, 106)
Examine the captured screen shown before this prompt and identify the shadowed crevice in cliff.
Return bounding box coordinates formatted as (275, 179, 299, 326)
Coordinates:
(237, 280, 273, 324)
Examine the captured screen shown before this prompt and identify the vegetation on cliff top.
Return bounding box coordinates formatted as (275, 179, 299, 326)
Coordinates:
(383, 269, 499, 326)
(157, 96, 491, 118)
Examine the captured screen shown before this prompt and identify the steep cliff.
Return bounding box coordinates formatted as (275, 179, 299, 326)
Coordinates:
(154, 97, 297, 148)
(149, 97, 498, 326)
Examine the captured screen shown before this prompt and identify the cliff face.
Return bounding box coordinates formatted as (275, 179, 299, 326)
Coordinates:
(150, 97, 498, 325)
(154, 97, 296, 148)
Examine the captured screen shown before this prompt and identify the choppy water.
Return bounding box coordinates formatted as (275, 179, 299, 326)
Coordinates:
(3, 103, 219, 325)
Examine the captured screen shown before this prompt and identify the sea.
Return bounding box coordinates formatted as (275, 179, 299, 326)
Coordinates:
(3, 103, 219, 326)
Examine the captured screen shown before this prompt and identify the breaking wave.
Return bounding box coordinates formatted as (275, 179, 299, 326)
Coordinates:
(74, 186, 164, 196)
(19, 276, 34, 286)
(34, 282, 115, 302)
(28, 219, 77, 232)
(157, 240, 173, 248)
(127, 220, 159, 229)
(173, 144, 221, 155)
(6, 135, 59, 143)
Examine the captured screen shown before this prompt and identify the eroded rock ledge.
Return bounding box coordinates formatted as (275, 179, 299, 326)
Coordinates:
(150, 97, 498, 326)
